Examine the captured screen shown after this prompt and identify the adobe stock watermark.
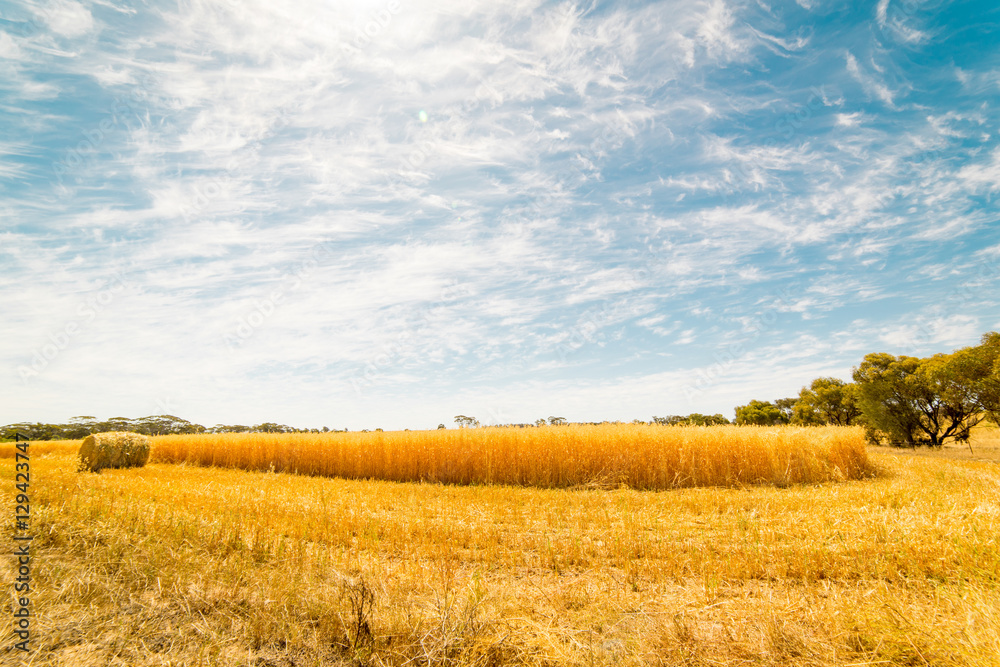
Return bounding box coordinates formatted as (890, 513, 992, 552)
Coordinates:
(774, 86, 829, 141)
(554, 299, 631, 363)
(682, 281, 803, 403)
(52, 73, 163, 191)
(479, 405, 540, 428)
(721, 85, 831, 199)
(515, 107, 634, 221)
(348, 281, 474, 395)
(550, 226, 678, 365)
(380, 4, 586, 190)
(339, 0, 403, 58)
(382, 77, 504, 191)
(878, 0, 923, 33)
(152, 396, 180, 417)
(223, 241, 337, 348)
(17, 271, 132, 382)
(218, 0, 403, 55)
(7, 2, 67, 39)
(382, 8, 629, 202)
(180, 108, 293, 223)
(897, 253, 1000, 355)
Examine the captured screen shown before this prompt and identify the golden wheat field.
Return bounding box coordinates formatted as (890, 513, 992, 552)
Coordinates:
(1, 425, 999, 666)
(150, 424, 874, 489)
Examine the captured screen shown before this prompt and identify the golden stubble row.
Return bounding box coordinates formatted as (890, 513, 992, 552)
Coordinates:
(151, 424, 874, 489)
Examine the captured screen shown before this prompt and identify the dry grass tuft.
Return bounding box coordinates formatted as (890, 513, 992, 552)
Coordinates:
(152, 424, 873, 490)
(0, 439, 81, 458)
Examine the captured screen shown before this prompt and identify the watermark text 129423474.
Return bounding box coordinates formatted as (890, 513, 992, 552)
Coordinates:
(11, 432, 33, 653)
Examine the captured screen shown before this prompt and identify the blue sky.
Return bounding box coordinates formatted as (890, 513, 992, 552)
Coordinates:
(1, 0, 999, 430)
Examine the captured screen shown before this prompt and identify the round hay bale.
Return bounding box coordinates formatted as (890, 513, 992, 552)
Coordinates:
(78, 431, 151, 472)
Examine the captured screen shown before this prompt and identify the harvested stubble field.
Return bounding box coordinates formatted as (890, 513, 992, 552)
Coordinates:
(1, 425, 998, 666)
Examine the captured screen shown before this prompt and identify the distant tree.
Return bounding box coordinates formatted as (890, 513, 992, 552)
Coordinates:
(534, 418, 547, 427)
(916, 350, 988, 446)
(689, 413, 730, 426)
(548, 416, 567, 426)
(3, 414, 215, 440)
(67, 415, 97, 437)
(793, 378, 862, 426)
(437, 423, 446, 429)
(734, 400, 789, 426)
(132, 415, 204, 436)
(101, 417, 135, 432)
(774, 398, 797, 423)
(957, 331, 1000, 425)
(853, 351, 985, 447)
(208, 424, 252, 434)
(255, 422, 296, 433)
(652, 414, 730, 426)
(1, 423, 40, 440)
(62, 416, 98, 439)
(853, 353, 926, 446)
(454, 415, 478, 428)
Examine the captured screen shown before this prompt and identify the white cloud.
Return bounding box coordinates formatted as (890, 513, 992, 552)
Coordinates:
(876, 0, 890, 28)
(0, 31, 22, 60)
(697, 0, 737, 51)
(879, 316, 982, 353)
(749, 26, 810, 56)
(956, 148, 1000, 193)
(836, 112, 863, 127)
(845, 51, 895, 106)
(38, 0, 95, 38)
(876, 0, 930, 44)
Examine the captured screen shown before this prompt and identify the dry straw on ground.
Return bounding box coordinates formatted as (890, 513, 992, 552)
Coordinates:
(4, 429, 998, 666)
(152, 424, 873, 489)
(78, 431, 151, 472)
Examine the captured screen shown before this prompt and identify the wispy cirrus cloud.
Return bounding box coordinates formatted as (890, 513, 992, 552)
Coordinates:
(1, 0, 998, 428)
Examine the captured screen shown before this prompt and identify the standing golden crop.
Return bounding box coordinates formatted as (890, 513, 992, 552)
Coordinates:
(151, 424, 873, 489)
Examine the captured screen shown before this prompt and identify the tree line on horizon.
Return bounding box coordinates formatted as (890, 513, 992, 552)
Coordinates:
(0, 415, 341, 441)
(4, 332, 997, 447)
(733, 331, 999, 448)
